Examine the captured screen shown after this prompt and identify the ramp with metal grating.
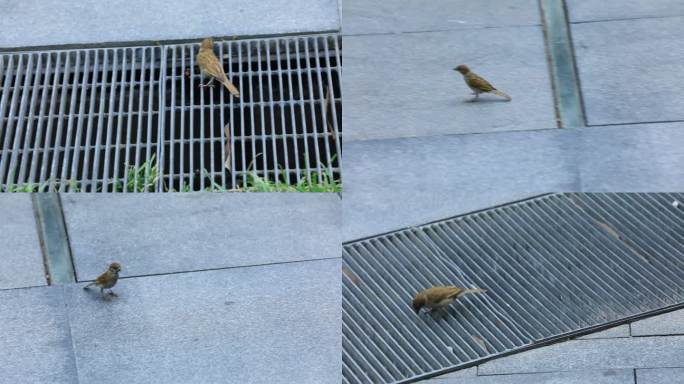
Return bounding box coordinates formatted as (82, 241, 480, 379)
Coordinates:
(0, 33, 341, 192)
(342, 193, 684, 383)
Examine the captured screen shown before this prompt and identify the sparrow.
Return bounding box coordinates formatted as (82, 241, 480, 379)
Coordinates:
(83, 262, 121, 299)
(197, 37, 240, 98)
(454, 64, 511, 101)
(412, 285, 487, 315)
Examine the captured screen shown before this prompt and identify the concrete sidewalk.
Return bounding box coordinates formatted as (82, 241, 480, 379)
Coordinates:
(0, 194, 342, 384)
(426, 309, 684, 383)
(0, 0, 340, 49)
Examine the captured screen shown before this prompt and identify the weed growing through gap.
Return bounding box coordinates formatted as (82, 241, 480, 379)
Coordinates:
(3, 154, 342, 192)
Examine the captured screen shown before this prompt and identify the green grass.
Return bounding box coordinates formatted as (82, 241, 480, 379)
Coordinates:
(114, 154, 160, 192)
(235, 153, 341, 192)
(238, 169, 341, 192)
(4, 154, 342, 193)
(4, 181, 50, 192)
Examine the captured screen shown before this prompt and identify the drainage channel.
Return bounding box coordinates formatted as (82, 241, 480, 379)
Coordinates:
(342, 193, 684, 384)
(540, 0, 585, 128)
(0, 33, 342, 192)
(32, 193, 75, 284)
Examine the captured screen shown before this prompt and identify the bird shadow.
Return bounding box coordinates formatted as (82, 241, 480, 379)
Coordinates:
(82, 286, 119, 302)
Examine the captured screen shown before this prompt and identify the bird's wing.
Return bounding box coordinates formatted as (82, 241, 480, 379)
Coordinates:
(443, 286, 466, 299)
(94, 272, 108, 285)
(198, 51, 229, 83)
(466, 74, 496, 92)
(426, 286, 464, 303)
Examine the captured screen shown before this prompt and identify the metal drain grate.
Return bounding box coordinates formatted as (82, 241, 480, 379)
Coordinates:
(0, 33, 341, 192)
(342, 193, 684, 384)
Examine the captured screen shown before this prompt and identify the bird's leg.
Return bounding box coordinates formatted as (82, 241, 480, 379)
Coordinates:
(108, 290, 118, 297)
(439, 308, 449, 319)
(471, 92, 480, 102)
(200, 77, 215, 88)
(429, 309, 442, 320)
(100, 287, 108, 300)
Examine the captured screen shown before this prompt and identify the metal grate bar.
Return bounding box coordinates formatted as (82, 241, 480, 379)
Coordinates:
(342, 193, 684, 383)
(6, 54, 34, 189)
(0, 55, 22, 187)
(323, 37, 342, 171)
(217, 42, 226, 189)
(0, 34, 341, 192)
(285, 38, 302, 183)
(274, 42, 291, 185)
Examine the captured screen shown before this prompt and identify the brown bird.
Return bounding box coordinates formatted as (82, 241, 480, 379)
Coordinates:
(197, 37, 240, 98)
(83, 262, 122, 299)
(454, 64, 511, 101)
(412, 285, 487, 315)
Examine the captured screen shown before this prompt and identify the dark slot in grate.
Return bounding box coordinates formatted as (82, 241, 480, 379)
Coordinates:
(342, 193, 684, 384)
(0, 33, 342, 192)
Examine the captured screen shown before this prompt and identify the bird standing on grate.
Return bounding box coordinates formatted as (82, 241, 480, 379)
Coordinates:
(413, 285, 487, 317)
(454, 64, 511, 102)
(83, 262, 122, 299)
(197, 37, 240, 98)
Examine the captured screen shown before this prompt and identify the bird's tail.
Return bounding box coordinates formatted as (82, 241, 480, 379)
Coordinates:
(221, 79, 241, 98)
(458, 288, 487, 297)
(83, 282, 96, 290)
(492, 90, 512, 101)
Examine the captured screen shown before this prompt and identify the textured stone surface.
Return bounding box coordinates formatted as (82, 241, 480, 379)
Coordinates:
(573, 17, 684, 125)
(0, 195, 46, 289)
(62, 193, 341, 280)
(637, 368, 684, 384)
(0, 0, 339, 48)
(567, 0, 684, 22)
(631, 309, 684, 336)
(430, 370, 634, 384)
(579, 123, 684, 191)
(577, 324, 630, 339)
(0, 287, 77, 384)
(343, 123, 684, 241)
(342, 129, 579, 240)
(478, 336, 684, 374)
(343, 0, 539, 35)
(68, 259, 341, 384)
(343, 26, 556, 142)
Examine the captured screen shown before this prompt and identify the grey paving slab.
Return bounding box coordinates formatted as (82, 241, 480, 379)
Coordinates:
(0, 286, 77, 384)
(343, 0, 539, 35)
(0, 0, 339, 49)
(567, 0, 684, 22)
(343, 26, 557, 142)
(342, 130, 579, 241)
(428, 369, 634, 384)
(573, 16, 684, 125)
(579, 123, 684, 191)
(631, 309, 684, 336)
(577, 324, 631, 340)
(343, 122, 684, 241)
(637, 368, 684, 384)
(478, 336, 684, 374)
(67, 259, 341, 384)
(0, 195, 46, 289)
(61, 193, 341, 280)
